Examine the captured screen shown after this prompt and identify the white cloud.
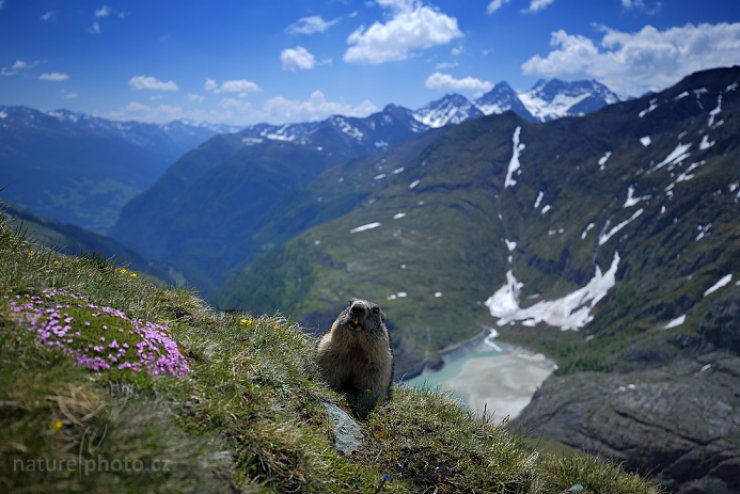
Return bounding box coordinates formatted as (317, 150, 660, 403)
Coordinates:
(288, 15, 339, 35)
(343, 0, 462, 64)
(281, 46, 317, 71)
(435, 61, 459, 69)
(522, 22, 740, 96)
(203, 78, 218, 92)
(63, 92, 79, 100)
(94, 5, 120, 18)
(89, 5, 125, 34)
(39, 72, 69, 81)
(0, 59, 37, 76)
(203, 78, 261, 96)
(220, 79, 261, 94)
(188, 93, 204, 103)
(41, 11, 55, 22)
(0, 0, 5, 11)
(487, 0, 511, 14)
(129, 75, 179, 91)
(451, 45, 463, 56)
(425, 72, 493, 95)
(523, 0, 556, 14)
(264, 90, 378, 123)
(621, 0, 662, 14)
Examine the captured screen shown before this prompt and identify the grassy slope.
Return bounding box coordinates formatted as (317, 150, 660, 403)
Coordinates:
(2, 202, 180, 285)
(0, 215, 658, 493)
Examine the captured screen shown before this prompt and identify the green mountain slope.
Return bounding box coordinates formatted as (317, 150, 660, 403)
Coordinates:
(0, 106, 215, 232)
(214, 67, 740, 492)
(111, 107, 429, 295)
(0, 207, 658, 493)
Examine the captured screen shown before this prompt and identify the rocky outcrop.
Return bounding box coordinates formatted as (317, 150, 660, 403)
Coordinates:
(513, 352, 740, 494)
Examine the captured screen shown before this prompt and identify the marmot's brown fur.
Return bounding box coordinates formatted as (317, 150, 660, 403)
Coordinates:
(317, 299, 393, 418)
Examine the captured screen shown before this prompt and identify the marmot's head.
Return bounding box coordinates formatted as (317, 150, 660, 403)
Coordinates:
(335, 298, 386, 336)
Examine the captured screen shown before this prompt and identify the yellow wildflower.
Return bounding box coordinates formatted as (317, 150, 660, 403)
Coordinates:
(52, 420, 63, 430)
(130, 273, 137, 278)
(120, 268, 127, 274)
(273, 324, 280, 331)
(240, 318, 249, 325)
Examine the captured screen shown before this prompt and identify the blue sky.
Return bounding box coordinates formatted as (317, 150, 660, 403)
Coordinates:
(1, 0, 739, 125)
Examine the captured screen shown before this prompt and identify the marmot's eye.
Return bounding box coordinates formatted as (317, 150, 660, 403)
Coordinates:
(372, 306, 380, 314)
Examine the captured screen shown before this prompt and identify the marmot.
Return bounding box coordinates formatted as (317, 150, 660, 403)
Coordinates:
(317, 299, 394, 418)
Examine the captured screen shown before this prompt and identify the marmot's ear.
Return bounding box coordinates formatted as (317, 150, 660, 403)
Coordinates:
(347, 298, 358, 306)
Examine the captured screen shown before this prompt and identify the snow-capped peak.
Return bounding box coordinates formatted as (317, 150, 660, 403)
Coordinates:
(518, 79, 620, 122)
(474, 82, 533, 121)
(413, 93, 483, 128)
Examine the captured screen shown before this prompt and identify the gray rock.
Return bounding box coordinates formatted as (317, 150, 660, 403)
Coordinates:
(322, 401, 364, 456)
(512, 353, 740, 494)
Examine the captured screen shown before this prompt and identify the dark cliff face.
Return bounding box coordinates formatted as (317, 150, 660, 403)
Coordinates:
(513, 350, 740, 494)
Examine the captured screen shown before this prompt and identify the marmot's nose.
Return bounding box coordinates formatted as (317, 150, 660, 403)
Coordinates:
(350, 303, 366, 317)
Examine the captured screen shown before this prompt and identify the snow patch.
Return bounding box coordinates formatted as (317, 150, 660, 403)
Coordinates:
(598, 151, 612, 171)
(485, 252, 620, 331)
(708, 94, 722, 127)
(0, 111, 7, 119)
(504, 126, 525, 188)
(654, 142, 691, 171)
(581, 223, 595, 240)
(332, 117, 364, 140)
(699, 135, 715, 150)
(639, 98, 658, 118)
(696, 224, 711, 241)
(434, 291, 443, 298)
(518, 91, 590, 121)
(534, 191, 544, 209)
(483, 328, 503, 351)
(663, 315, 686, 329)
(393, 212, 406, 220)
(241, 137, 263, 146)
(350, 222, 381, 233)
(640, 136, 652, 147)
(375, 141, 389, 149)
(392, 167, 405, 175)
(674, 91, 689, 101)
(623, 186, 649, 208)
(505, 239, 517, 252)
(541, 205, 552, 214)
(409, 179, 420, 190)
(374, 173, 386, 180)
(704, 274, 732, 297)
(676, 161, 706, 183)
(727, 82, 738, 92)
(599, 209, 644, 246)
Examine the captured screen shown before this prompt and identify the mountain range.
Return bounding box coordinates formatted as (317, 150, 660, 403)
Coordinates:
(210, 66, 740, 494)
(109, 78, 619, 293)
(0, 106, 238, 232)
